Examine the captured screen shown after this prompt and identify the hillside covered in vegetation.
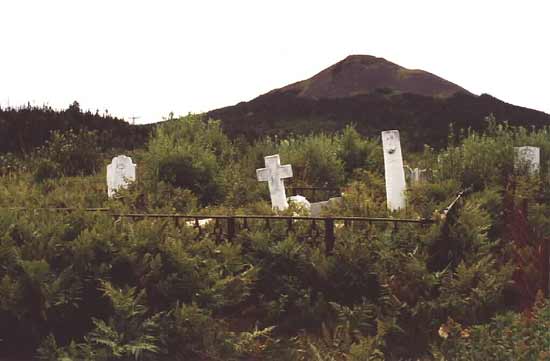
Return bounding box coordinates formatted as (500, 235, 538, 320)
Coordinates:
(0, 116, 548, 360)
(3, 56, 550, 155)
(0, 102, 151, 155)
(209, 55, 550, 148)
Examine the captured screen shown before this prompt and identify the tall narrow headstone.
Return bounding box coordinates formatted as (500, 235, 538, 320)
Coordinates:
(256, 154, 293, 210)
(514, 146, 540, 175)
(382, 130, 406, 211)
(107, 155, 136, 198)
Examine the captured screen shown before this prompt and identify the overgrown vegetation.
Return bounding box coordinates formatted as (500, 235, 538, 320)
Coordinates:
(0, 102, 151, 155)
(0, 115, 548, 360)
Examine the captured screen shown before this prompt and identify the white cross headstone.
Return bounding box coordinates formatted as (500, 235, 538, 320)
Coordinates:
(257, 154, 293, 210)
(107, 155, 136, 198)
(514, 146, 540, 175)
(382, 130, 406, 211)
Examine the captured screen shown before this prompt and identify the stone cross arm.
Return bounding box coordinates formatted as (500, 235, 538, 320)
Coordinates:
(257, 164, 293, 181)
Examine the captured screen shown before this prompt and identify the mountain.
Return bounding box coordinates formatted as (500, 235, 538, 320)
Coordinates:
(276, 55, 470, 99)
(208, 55, 550, 148)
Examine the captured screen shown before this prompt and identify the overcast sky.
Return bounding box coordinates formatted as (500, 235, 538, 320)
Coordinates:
(1, 0, 549, 124)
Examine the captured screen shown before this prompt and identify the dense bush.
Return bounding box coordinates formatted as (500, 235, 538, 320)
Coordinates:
(143, 115, 230, 205)
(279, 133, 345, 187)
(339, 125, 383, 175)
(32, 159, 61, 182)
(432, 292, 550, 361)
(0, 119, 549, 360)
(33, 130, 102, 178)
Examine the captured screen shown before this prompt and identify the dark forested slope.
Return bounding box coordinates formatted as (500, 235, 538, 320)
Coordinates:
(0, 102, 152, 154)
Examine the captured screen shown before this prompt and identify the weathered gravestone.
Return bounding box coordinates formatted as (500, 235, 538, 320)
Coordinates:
(107, 155, 136, 198)
(257, 154, 293, 210)
(514, 146, 540, 175)
(310, 197, 343, 217)
(405, 166, 428, 187)
(381, 130, 406, 211)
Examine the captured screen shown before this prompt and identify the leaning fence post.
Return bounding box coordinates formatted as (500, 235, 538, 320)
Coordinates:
(544, 238, 550, 299)
(227, 217, 236, 241)
(324, 217, 335, 256)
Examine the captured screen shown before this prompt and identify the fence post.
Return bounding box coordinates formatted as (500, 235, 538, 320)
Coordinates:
(324, 217, 335, 256)
(544, 238, 550, 299)
(227, 217, 236, 241)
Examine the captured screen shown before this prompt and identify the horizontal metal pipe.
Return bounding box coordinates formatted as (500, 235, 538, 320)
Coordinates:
(108, 213, 435, 224)
(1, 208, 435, 224)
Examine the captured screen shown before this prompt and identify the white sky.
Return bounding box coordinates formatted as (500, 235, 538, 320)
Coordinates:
(1, 0, 549, 124)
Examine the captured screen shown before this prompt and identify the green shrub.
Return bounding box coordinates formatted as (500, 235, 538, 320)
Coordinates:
(37, 282, 161, 361)
(339, 125, 383, 175)
(432, 292, 550, 361)
(32, 159, 61, 182)
(40, 129, 101, 177)
(279, 133, 345, 187)
(0, 152, 26, 175)
(157, 153, 222, 204)
(143, 115, 230, 205)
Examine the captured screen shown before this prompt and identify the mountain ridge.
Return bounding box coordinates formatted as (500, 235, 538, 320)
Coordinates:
(208, 55, 550, 148)
(272, 55, 472, 99)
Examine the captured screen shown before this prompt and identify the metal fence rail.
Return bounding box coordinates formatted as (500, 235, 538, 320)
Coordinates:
(287, 186, 341, 200)
(0, 207, 435, 256)
(3, 188, 475, 256)
(109, 213, 435, 255)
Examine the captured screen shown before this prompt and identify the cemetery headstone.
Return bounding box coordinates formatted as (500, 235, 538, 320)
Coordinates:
(257, 154, 293, 210)
(405, 166, 428, 187)
(107, 155, 136, 198)
(514, 146, 540, 175)
(382, 130, 406, 211)
(310, 196, 343, 217)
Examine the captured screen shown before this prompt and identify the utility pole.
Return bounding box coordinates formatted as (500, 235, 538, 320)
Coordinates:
(128, 116, 140, 125)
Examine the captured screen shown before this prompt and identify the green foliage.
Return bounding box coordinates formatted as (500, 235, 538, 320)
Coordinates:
(0, 152, 26, 175)
(37, 130, 102, 177)
(33, 159, 61, 182)
(339, 125, 383, 175)
(432, 292, 550, 361)
(279, 133, 345, 187)
(160, 303, 277, 360)
(143, 115, 230, 204)
(434, 118, 550, 191)
(338, 175, 386, 216)
(2, 118, 550, 361)
(37, 282, 160, 361)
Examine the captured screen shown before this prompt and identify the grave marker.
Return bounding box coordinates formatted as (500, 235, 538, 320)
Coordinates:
(514, 146, 540, 175)
(382, 130, 406, 211)
(310, 197, 343, 217)
(257, 154, 293, 210)
(107, 155, 136, 198)
(405, 166, 428, 187)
